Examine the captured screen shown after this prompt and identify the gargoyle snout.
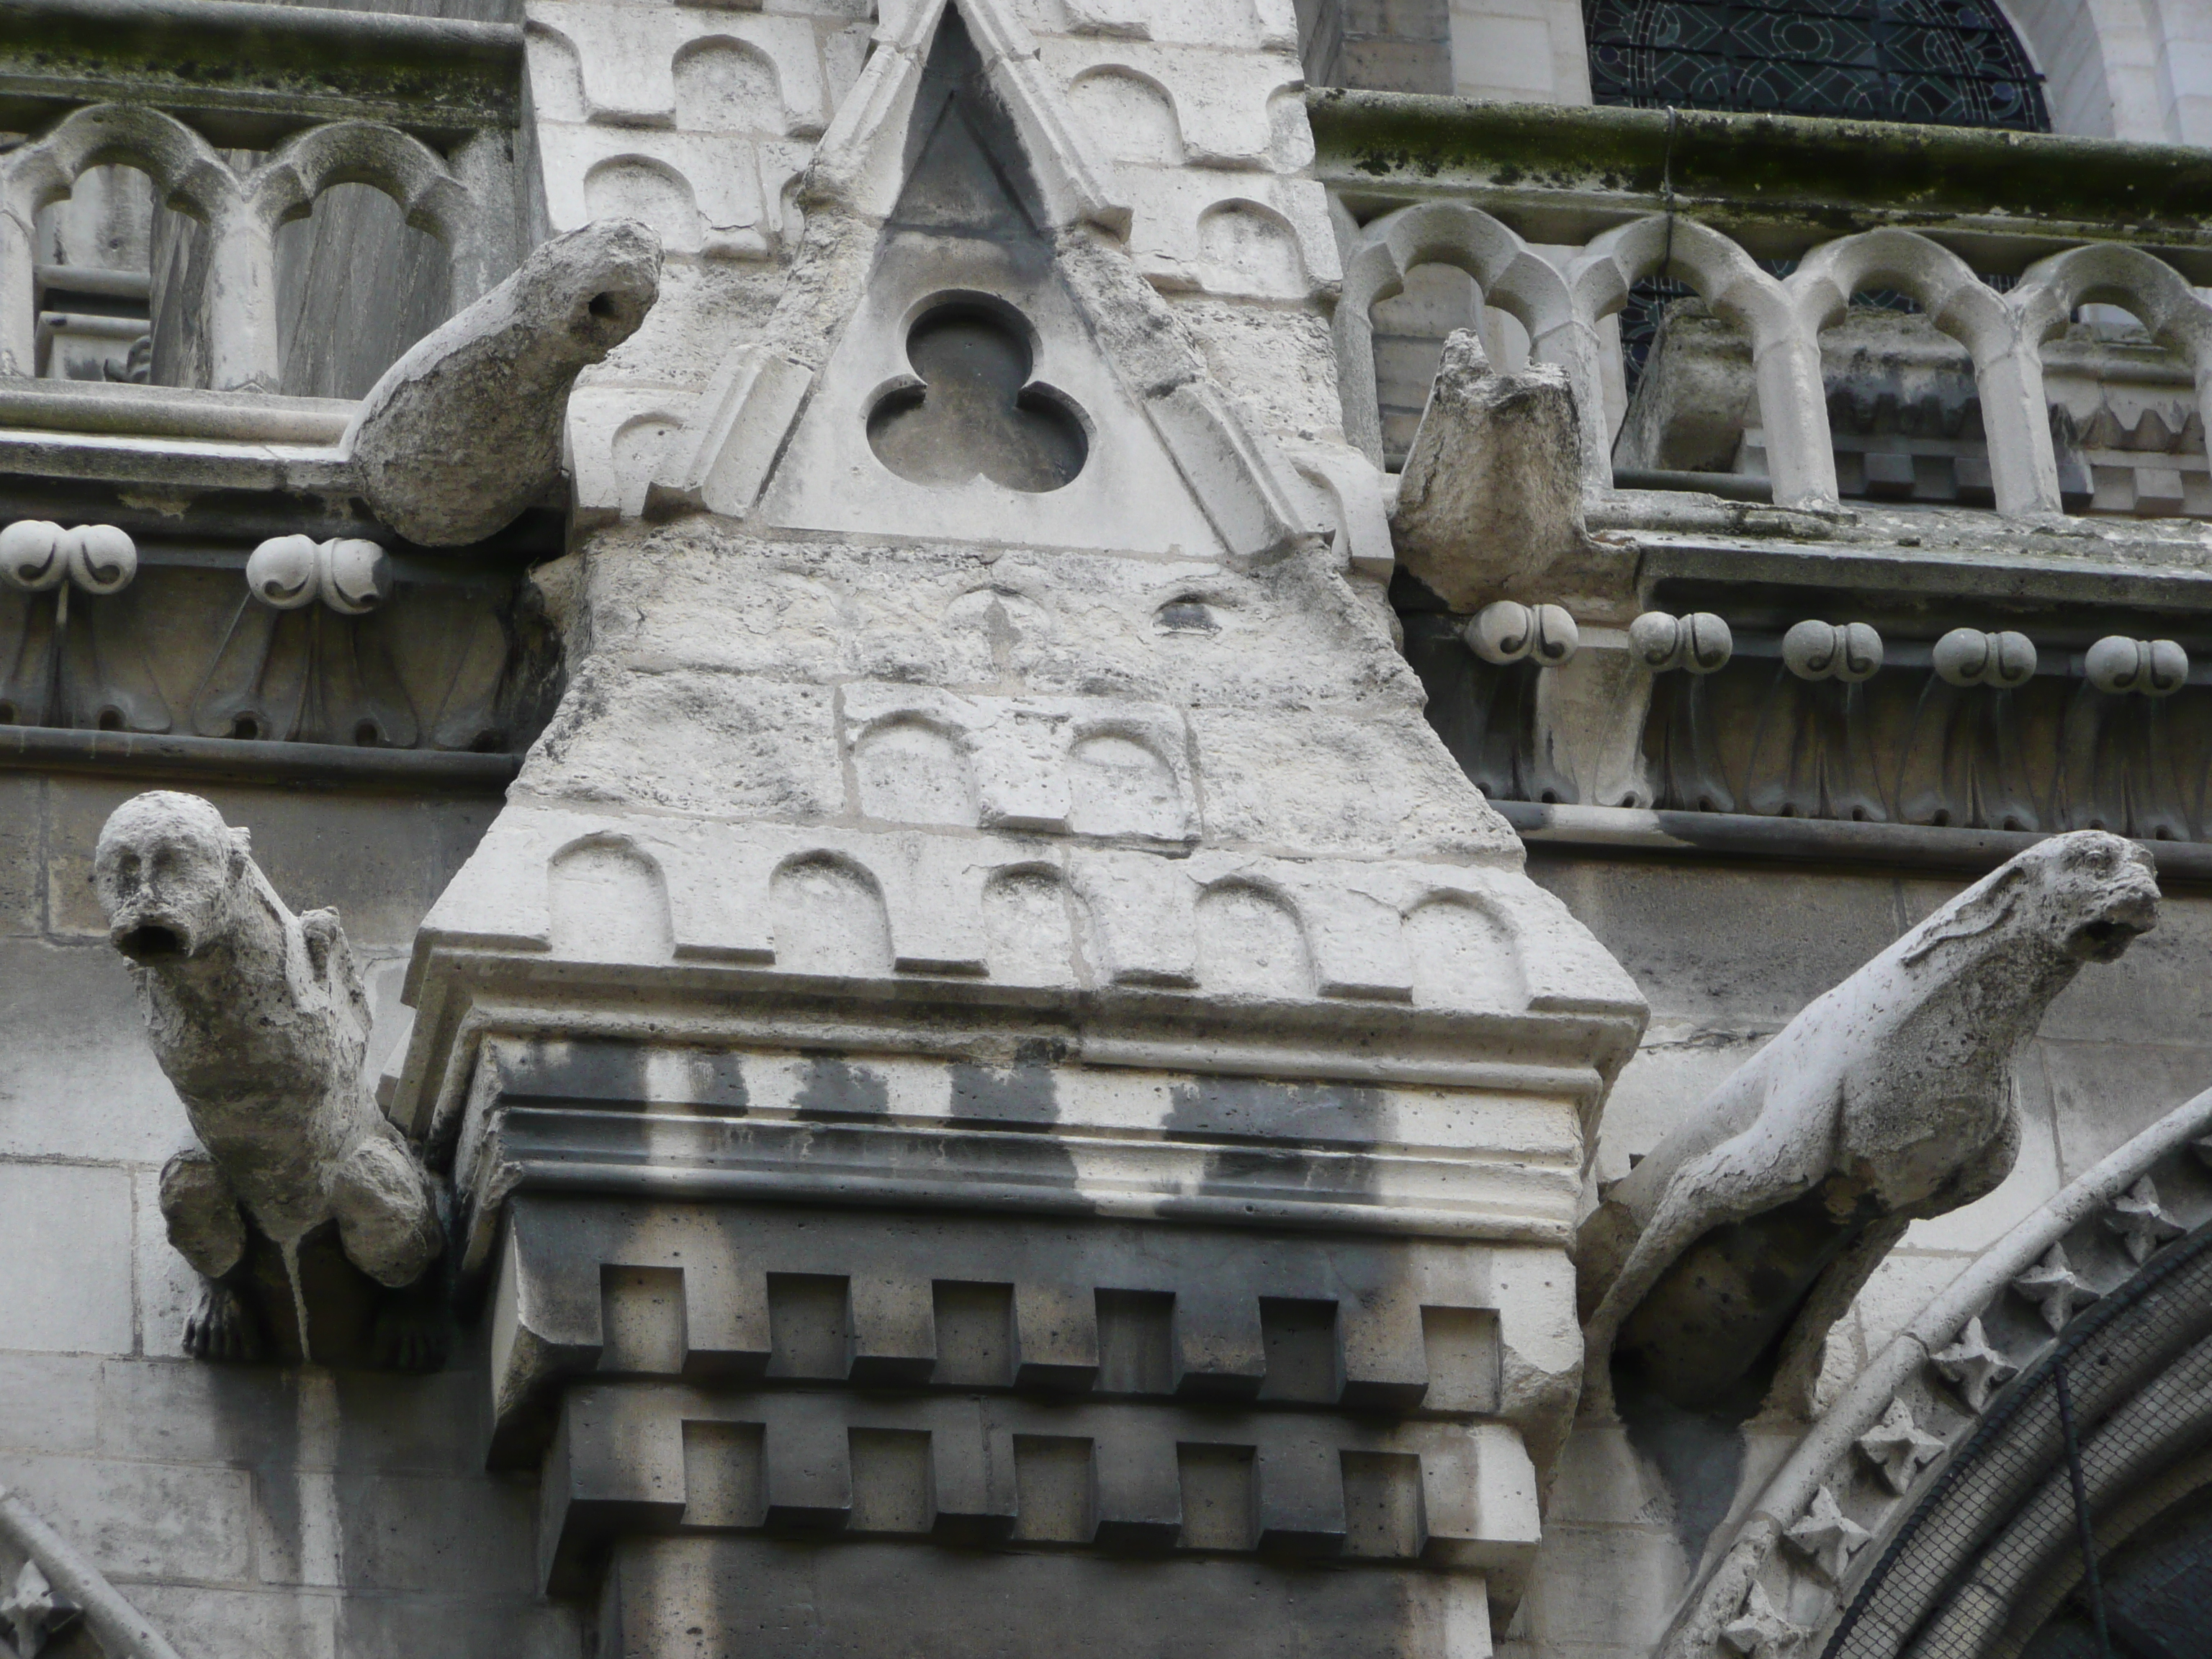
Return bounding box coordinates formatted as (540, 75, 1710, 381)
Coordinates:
(109, 907, 197, 963)
(2067, 861, 2161, 962)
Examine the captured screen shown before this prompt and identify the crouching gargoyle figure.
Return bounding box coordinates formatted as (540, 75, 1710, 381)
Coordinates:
(1577, 829, 2159, 1421)
(95, 791, 446, 1369)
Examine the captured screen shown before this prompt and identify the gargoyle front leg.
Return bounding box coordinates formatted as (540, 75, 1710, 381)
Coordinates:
(160, 1148, 246, 1277)
(328, 1133, 443, 1289)
(1760, 1213, 1911, 1422)
(1581, 1147, 1806, 1418)
(159, 1151, 262, 1362)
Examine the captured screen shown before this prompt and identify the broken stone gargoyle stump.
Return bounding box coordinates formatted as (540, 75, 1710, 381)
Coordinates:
(1578, 830, 2160, 1421)
(95, 791, 446, 1368)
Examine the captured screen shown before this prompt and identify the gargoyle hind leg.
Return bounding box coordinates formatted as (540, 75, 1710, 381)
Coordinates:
(158, 1151, 262, 1362)
(328, 1133, 443, 1289)
(1760, 1214, 1911, 1422)
(1580, 1148, 1802, 1419)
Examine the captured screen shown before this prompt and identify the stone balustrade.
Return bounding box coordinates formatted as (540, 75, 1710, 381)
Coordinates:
(1314, 93, 2212, 518)
(0, 0, 523, 390)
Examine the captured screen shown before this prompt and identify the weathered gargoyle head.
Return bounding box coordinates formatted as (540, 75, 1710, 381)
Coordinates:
(93, 791, 250, 963)
(2041, 830, 2162, 961)
(1909, 828, 2160, 971)
(343, 217, 664, 546)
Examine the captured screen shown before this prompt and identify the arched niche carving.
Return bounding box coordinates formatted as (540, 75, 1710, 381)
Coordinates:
(853, 716, 978, 827)
(583, 156, 700, 252)
(1067, 730, 1184, 842)
(1195, 879, 1313, 999)
(1403, 894, 1525, 1012)
(982, 863, 1085, 986)
(1195, 200, 1306, 300)
(674, 37, 789, 135)
(769, 853, 894, 978)
(1066, 68, 1184, 165)
(549, 836, 675, 963)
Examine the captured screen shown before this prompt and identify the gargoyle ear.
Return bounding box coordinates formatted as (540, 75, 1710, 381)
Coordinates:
(228, 826, 252, 872)
(1902, 863, 2026, 966)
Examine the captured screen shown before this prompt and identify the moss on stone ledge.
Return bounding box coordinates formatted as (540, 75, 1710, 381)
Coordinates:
(1310, 91, 2212, 251)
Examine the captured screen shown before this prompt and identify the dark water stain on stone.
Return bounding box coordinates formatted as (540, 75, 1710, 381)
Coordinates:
(793, 1053, 891, 1118)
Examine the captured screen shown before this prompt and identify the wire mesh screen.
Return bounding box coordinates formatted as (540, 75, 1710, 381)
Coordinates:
(1826, 1221, 2212, 1658)
(1586, 0, 2050, 132)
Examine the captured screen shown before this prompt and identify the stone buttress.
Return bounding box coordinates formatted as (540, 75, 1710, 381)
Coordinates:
(385, 0, 1647, 1653)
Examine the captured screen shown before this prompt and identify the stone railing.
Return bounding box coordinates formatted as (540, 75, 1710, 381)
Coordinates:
(1311, 94, 2212, 518)
(0, 0, 523, 390)
(0, 1483, 184, 1659)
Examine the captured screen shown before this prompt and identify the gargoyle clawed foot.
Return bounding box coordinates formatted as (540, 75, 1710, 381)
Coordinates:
(184, 1280, 264, 1363)
(370, 1287, 450, 1373)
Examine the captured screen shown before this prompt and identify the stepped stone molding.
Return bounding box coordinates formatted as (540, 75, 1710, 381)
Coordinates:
(447, 1039, 1591, 1263)
(539, 1380, 1542, 1592)
(1307, 94, 2212, 263)
(0, 0, 522, 144)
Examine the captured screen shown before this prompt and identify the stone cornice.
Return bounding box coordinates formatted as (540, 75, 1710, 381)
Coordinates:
(1309, 91, 2212, 278)
(0, 0, 521, 145)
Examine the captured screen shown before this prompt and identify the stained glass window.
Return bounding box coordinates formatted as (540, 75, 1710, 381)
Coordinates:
(1586, 0, 2049, 133)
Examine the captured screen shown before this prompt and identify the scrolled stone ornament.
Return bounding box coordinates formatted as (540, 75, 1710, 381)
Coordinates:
(0, 520, 68, 592)
(245, 534, 322, 609)
(2086, 635, 2188, 696)
(1932, 627, 2036, 689)
(66, 523, 138, 595)
(320, 538, 393, 616)
(1629, 610, 1732, 673)
(1782, 619, 1883, 682)
(245, 535, 392, 614)
(0, 521, 138, 621)
(1462, 600, 1578, 666)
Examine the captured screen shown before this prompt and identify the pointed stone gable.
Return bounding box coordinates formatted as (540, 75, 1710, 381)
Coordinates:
(649, 0, 1308, 561)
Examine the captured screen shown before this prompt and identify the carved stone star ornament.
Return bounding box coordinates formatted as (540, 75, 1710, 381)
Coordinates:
(1784, 1485, 1871, 1581)
(1857, 1396, 1946, 1494)
(1, 1560, 78, 1659)
(1718, 1582, 1808, 1659)
(2012, 1243, 2098, 1334)
(2105, 1175, 2185, 1264)
(1932, 1317, 2020, 1413)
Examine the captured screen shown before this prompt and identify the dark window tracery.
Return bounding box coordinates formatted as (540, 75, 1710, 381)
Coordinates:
(1585, 0, 2050, 133)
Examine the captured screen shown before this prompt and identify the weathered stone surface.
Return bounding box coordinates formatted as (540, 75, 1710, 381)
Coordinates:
(344, 219, 662, 546)
(94, 792, 444, 1365)
(1576, 830, 2159, 1418)
(1390, 329, 1629, 613)
(0, 1164, 135, 1355)
(596, 1535, 1497, 1659)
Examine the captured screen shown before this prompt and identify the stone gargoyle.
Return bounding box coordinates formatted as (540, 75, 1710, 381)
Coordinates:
(95, 791, 446, 1368)
(1577, 830, 2159, 1420)
(343, 217, 662, 546)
